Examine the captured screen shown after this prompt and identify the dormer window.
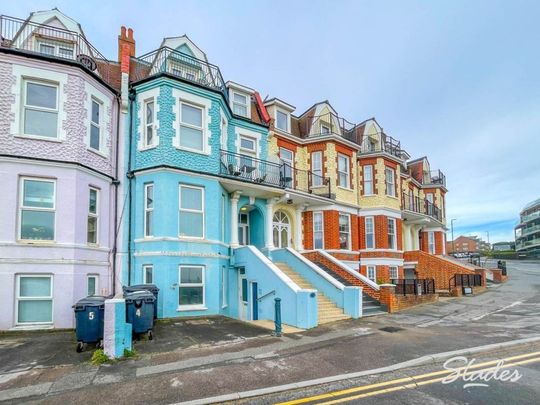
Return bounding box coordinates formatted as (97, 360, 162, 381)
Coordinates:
(321, 124, 330, 134)
(37, 40, 74, 59)
(232, 92, 249, 117)
(276, 110, 289, 132)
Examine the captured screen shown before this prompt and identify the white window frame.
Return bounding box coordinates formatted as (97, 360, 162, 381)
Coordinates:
(367, 266, 376, 282)
(387, 218, 397, 250)
(87, 274, 99, 296)
(15, 274, 53, 325)
(144, 183, 154, 238)
(22, 79, 59, 139)
(87, 187, 99, 245)
(337, 154, 350, 188)
(389, 266, 398, 280)
(365, 216, 375, 249)
(178, 265, 205, 310)
(239, 135, 257, 155)
(178, 100, 206, 153)
(143, 264, 153, 284)
(313, 211, 324, 249)
(89, 97, 103, 152)
(385, 167, 396, 197)
(37, 40, 74, 59)
(143, 98, 157, 148)
(178, 184, 205, 239)
(19, 177, 56, 241)
(311, 151, 323, 187)
(321, 124, 331, 134)
(275, 109, 289, 132)
(363, 165, 374, 195)
(339, 213, 351, 250)
(428, 231, 436, 254)
(232, 92, 250, 118)
(280, 147, 295, 184)
(221, 266, 228, 309)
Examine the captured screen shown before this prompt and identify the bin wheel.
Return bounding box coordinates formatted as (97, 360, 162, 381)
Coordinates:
(98, 340, 104, 349)
(76, 342, 84, 353)
(148, 330, 153, 341)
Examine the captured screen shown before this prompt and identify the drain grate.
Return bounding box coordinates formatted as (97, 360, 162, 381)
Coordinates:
(379, 326, 404, 333)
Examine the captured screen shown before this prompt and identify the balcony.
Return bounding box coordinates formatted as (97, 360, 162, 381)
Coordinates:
(220, 150, 333, 199)
(519, 224, 540, 238)
(0, 15, 111, 83)
(402, 192, 443, 222)
(131, 47, 227, 99)
(422, 170, 446, 187)
(516, 236, 540, 251)
(521, 210, 540, 224)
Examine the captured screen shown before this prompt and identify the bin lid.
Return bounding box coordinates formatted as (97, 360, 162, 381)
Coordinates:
(123, 284, 160, 293)
(73, 295, 106, 309)
(124, 290, 155, 302)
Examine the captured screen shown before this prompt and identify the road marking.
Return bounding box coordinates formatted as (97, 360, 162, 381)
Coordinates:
(471, 301, 522, 321)
(276, 350, 540, 405)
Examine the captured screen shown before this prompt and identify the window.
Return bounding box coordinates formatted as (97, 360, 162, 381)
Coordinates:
(338, 154, 350, 188)
(389, 266, 398, 280)
(313, 212, 324, 249)
(144, 99, 155, 147)
(179, 102, 204, 152)
(239, 135, 257, 169)
(16, 275, 53, 324)
(339, 213, 351, 250)
(221, 266, 228, 308)
(143, 265, 153, 284)
(240, 136, 256, 153)
(20, 178, 55, 241)
(89, 99, 102, 151)
(426, 193, 434, 216)
(365, 216, 375, 249)
(321, 124, 330, 134)
(144, 184, 154, 237)
(87, 188, 99, 244)
(220, 117, 228, 150)
(387, 218, 397, 249)
(385, 167, 396, 196)
(280, 147, 294, 186)
(311, 151, 323, 187)
(232, 92, 249, 117)
(276, 110, 288, 131)
(179, 266, 204, 308)
(367, 266, 376, 282)
(179, 185, 204, 238)
(23, 80, 59, 138)
(38, 40, 74, 59)
(87, 275, 98, 296)
(363, 165, 374, 195)
(428, 231, 436, 254)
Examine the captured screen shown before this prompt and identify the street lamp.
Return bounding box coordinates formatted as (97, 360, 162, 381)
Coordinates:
(451, 218, 457, 253)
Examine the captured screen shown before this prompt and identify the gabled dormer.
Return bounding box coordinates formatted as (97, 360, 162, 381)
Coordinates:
(264, 98, 295, 133)
(359, 118, 383, 153)
(226, 81, 254, 119)
(302, 101, 343, 137)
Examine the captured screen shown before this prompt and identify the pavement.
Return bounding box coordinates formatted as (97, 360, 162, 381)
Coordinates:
(0, 259, 538, 404)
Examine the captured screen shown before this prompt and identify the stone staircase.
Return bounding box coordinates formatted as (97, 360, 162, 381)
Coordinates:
(362, 293, 387, 317)
(274, 262, 351, 325)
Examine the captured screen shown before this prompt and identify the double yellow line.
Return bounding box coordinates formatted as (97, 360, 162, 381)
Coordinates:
(276, 351, 540, 404)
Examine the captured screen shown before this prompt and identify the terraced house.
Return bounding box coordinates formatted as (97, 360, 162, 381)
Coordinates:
(0, 8, 478, 331)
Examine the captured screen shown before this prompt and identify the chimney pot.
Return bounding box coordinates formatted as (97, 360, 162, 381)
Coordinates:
(127, 28, 133, 40)
(120, 26, 126, 38)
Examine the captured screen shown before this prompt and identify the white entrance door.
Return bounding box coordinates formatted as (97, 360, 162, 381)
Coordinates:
(238, 268, 248, 321)
(238, 213, 249, 246)
(273, 211, 290, 248)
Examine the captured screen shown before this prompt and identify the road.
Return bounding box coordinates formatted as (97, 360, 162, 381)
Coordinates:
(1, 260, 539, 404)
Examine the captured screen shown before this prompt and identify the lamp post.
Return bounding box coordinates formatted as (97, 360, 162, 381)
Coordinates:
(451, 218, 457, 253)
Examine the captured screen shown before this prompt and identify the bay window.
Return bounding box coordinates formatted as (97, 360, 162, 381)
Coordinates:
(313, 212, 324, 249)
(87, 188, 99, 244)
(311, 151, 323, 186)
(144, 184, 154, 237)
(387, 218, 397, 249)
(89, 98, 102, 151)
(179, 102, 204, 152)
(179, 185, 204, 238)
(385, 167, 396, 196)
(363, 165, 374, 195)
(23, 80, 59, 138)
(339, 213, 351, 250)
(20, 178, 55, 241)
(338, 154, 350, 188)
(144, 99, 155, 147)
(365, 216, 375, 249)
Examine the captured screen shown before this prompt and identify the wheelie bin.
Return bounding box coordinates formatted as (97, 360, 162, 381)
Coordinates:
(125, 290, 155, 340)
(123, 284, 159, 318)
(73, 296, 106, 352)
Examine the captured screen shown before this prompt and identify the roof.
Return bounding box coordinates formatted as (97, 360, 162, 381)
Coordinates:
(522, 198, 540, 213)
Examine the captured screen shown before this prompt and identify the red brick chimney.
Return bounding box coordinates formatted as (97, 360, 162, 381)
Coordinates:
(118, 26, 135, 73)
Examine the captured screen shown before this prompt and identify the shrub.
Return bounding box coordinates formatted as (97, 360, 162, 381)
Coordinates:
(90, 349, 109, 365)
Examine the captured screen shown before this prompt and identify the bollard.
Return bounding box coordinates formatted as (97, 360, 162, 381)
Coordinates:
(274, 298, 282, 337)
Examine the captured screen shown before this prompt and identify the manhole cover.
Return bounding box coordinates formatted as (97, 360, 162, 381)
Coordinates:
(379, 326, 404, 333)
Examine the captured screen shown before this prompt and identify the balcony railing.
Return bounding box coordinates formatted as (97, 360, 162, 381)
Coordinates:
(521, 210, 540, 224)
(391, 279, 436, 295)
(402, 192, 443, 221)
(131, 47, 227, 99)
(0, 15, 111, 83)
(423, 170, 446, 187)
(220, 150, 333, 199)
(516, 236, 540, 251)
(519, 224, 540, 238)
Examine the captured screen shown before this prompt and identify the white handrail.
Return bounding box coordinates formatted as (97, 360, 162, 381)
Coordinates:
(316, 250, 380, 291)
(282, 248, 345, 291)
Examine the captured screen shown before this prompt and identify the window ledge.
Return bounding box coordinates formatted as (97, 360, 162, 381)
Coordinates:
(87, 147, 109, 159)
(174, 144, 210, 156)
(11, 324, 54, 331)
(386, 195, 399, 200)
(17, 240, 56, 245)
(15, 134, 62, 143)
(177, 306, 207, 312)
(337, 186, 353, 192)
(139, 144, 159, 152)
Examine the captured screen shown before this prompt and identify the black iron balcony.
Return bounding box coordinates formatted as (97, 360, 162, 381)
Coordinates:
(220, 150, 333, 199)
(402, 192, 443, 222)
(131, 47, 227, 99)
(421, 170, 446, 187)
(0, 15, 111, 83)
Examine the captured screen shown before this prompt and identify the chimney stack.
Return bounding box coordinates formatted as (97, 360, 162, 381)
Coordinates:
(118, 25, 135, 65)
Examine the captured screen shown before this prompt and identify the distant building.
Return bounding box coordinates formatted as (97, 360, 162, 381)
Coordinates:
(492, 242, 514, 251)
(446, 235, 490, 253)
(515, 198, 540, 258)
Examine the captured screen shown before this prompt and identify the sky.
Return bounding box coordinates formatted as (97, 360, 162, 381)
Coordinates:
(6, 0, 540, 243)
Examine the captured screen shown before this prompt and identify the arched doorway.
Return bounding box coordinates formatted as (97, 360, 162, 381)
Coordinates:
(273, 211, 291, 248)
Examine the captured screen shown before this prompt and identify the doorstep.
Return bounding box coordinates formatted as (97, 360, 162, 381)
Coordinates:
(248, 320, 305, 334)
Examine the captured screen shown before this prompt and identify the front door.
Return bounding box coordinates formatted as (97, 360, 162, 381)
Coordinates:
(272, 211, 290, 248)
(238, 268, 248, 321)
(238, 213, 249, 246)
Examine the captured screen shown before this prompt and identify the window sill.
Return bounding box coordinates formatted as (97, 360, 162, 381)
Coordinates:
(139, 144, 159, 152)
(15, 134, 62, 143)
(385, 195, 399, 200)
(87, 147, 109, 159)
(17, 240, 56, 245)
(174, 144, 210, 156)
(177, 306, 207, 312)
(337, 186, 353, 192)
(362, 194, 377, 197)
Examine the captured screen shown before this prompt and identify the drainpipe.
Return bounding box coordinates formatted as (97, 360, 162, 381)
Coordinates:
(111, 94, 121, 295)
(126, 90, 136, 286)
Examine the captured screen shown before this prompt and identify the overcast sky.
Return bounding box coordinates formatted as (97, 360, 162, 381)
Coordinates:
(6, 0, 539, 243)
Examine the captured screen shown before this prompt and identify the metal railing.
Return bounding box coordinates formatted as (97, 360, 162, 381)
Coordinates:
(131, 47, 227, 98)
(517, 224, 540, 237)
(520, 210, 540, 223)
(0, 15, 111, 83)
(219, 150, 333, 198)
(516, 236, 540, 250)
(401, 192, 443, 221)
(391, 279, 436, 295)
(423, 170, 446, 187)
(449, 274, 482, 290)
